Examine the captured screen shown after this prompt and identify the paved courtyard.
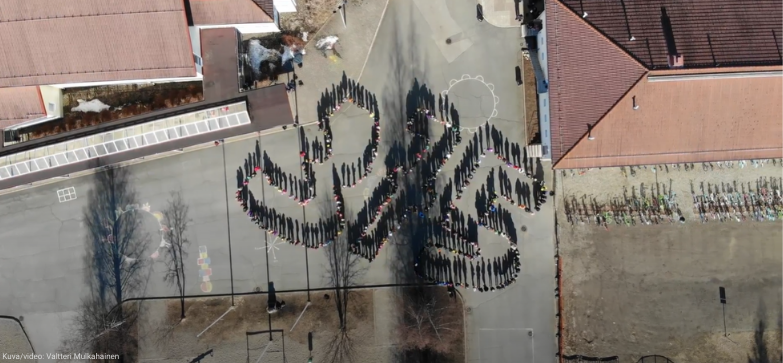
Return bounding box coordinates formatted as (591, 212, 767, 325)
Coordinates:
(0, 0, 555, 361)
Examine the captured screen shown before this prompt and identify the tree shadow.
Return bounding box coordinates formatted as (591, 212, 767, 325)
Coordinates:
(747, 300, 782, 363)
(61, 162, 151, 362)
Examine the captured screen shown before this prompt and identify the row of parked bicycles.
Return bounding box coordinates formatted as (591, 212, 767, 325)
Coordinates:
(563, 184, 684, 227)
(620, 159, 783, 177)
(692, 177, 783, 223)
(561, 159, 783, 178)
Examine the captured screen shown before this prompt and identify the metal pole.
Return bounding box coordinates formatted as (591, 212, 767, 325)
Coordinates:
(293, 66, 310, 302)
(722, 303, 727, 336)
(222, 142, 236, 306)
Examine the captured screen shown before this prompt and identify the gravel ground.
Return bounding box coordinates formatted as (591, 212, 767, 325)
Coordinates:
(557, 165, 783, 363)
(0, 319, 34, 362)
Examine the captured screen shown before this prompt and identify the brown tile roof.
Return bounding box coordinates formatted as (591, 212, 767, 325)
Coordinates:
(0, 87, 45, 129)
(546, 0, 647, 163)
(558, 0, 783, 69)
(252, 0, 276, 19)
(189, 0, 273, 26)
(555, 71, 783, 169)
(0, 0, 195, 88)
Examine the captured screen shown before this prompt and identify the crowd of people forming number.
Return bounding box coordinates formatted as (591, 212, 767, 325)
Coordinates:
(226, 77, 550, 294)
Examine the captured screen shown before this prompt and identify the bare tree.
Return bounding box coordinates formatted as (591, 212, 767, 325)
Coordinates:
(320, 194, 367, 363)
(396, 286, 462, 355)
(61, 166, 149, 362)
(324, 230, 365, 331)
(162, 191, 191, 319)
(323, 232, 365, 363)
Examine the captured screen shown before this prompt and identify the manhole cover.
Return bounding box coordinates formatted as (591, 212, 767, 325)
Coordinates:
(521, 226, 527, 232)
(466, 307, 472, 314)
(445, 38, 452, 44)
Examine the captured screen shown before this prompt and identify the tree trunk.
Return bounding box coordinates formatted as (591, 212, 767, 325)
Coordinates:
(334, 287, 345, 330)
(114, 248, 124, 319)
(180, 298, 185, 319)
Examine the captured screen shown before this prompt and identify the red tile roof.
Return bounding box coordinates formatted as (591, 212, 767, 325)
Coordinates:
(558, 0, 783, 70)
(0, 87, 45, 129)
(547, 0, 783, 168)
(189, 0, 274, 26)
(0, 0, 195, 88)
(546, 0, 647, 163)
(555, 71, 783, 168)
(252, 0, 276, 19)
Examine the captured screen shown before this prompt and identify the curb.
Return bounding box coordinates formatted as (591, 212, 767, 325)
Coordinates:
(554, 173, 564, 363)
(357, 0, 391, 82)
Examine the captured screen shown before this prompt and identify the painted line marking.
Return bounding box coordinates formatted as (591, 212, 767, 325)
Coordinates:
(57, 187, 77, 203)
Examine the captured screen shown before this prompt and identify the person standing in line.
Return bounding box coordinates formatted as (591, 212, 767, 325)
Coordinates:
(470, 260, 476, 291)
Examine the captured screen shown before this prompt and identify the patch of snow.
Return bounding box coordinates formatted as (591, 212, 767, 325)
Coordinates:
(248, 39, 281, 75)
(72, 99, 110, 113)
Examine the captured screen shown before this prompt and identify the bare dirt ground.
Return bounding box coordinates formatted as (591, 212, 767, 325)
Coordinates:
(557, 166, 783, 363)
(0, 319, 34, 362)
(136, 290, 389, 363)
(279, 0, 369, 35)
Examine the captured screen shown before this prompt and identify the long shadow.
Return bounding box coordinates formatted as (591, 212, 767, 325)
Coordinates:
(377, 6, 462, 362)
(747, 300, 782, 363)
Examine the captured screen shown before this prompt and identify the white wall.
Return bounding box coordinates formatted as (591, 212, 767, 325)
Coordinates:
(274, 0, 297, 13)
(39, 86, 63, 118)
(537, 10, 551, 160)
(197, 23, 280, 34)
(50, 75, 203, 89)
(189, 26, 203, 75)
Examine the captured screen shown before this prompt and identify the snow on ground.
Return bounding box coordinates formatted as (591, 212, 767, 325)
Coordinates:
(71, 99, 110, 113)
(0, 319, 35, 361)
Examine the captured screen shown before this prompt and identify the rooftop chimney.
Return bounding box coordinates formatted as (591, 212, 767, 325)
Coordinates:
(660, 7, 684, 68)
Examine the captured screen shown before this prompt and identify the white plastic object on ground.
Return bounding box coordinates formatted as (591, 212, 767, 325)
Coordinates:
(315, 36, 339, 50)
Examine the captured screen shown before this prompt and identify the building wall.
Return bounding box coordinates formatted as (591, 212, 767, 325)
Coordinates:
(39, 86, 62, 118)
(49, 75, 203, 89)
(274, 0, 297, 13)
(197, 23, 280, 34)
(537, 10, 552, 160)
(189, 26, 204, 75)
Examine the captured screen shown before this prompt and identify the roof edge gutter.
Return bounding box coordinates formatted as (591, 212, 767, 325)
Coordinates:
(648, 70, 782, 82)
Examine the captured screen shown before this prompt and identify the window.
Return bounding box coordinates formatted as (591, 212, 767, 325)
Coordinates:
(48, 103, 55, 112)
(543, 98, 547, 107)
(193, 54, 203, 66)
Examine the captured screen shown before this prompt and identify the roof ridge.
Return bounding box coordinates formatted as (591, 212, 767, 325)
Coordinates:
(0, 9, 184, 24)
(553, 72, 647, 169)
(552, 0, 648, 70)
(547, 0, 648, 163)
